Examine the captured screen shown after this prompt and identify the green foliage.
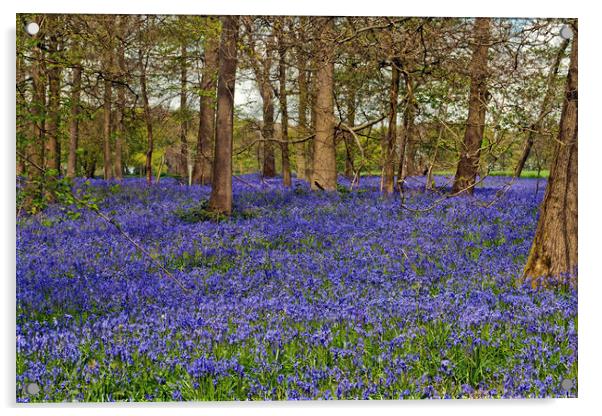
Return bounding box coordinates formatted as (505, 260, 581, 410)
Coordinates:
(174, 200, 227, 223)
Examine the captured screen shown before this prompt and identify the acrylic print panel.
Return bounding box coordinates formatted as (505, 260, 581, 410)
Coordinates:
(15, 14, 577, 402)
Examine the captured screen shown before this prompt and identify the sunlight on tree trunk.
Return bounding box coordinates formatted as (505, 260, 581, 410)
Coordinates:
(522, 23, 577, 288)
(452, 17, 491, 195)
(311, 18, 336, 191)
(209, 16, 239, 216)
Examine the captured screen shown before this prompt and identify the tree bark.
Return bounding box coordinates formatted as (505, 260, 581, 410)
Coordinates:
(260, 84, 276, 177)
(139, 30, 153, 185)
(178, 39, 189, 178)
(383, 61, 400, 194)
(67, 63, 82, 178)
(514, 38, 569, 178)
(114, 15, 127, 180)
(277, 31, 292, 187)
(452, 17, 491, 195)
(209, 15, 239, 216)
(397, 75, 416, 189)
(46, 22, 62, 174)
(311, 18, 336, 191)
(343, 89, 356, 179)
(103, 47, 114, 180)
(522, 24, 578, 287)
(295, 57, 309, 181)
(23, 33, 47, 211)
(192, 18, 219, 185)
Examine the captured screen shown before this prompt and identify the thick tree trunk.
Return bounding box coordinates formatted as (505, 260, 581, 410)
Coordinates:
(209, 15, 239, 216)
(192, 21, 218, 185)
(67, 64, 82, 178)
(311, 18, 336, 191)
(522, 24, 578, 287)
(278, 40, 292, 187)
(178, 41, 189, 178)
(452, 17, 491, 195)
(383, 61, 400, 194)
(514, 38, 569, 178)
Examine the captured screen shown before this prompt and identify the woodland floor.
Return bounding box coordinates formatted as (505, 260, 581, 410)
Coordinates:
(16, 174, 577, 401)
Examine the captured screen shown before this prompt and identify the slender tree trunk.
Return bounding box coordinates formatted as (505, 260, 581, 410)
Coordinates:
(452, 17, 491, 195)
(103, 52, 113, 180)
(260, 85, 276, 177)
(383, 61, 400, 194)
(23, 37, 47, 211)
(397, 75, 416, 189)
(46, 28, 61, 174)
(139, 45, 153, 185)
(192, 20, 218, 185)
(178, 40, 189, 178)
(307, 70, 317, 181)
(67, 63, 82, 178)
(114, 16, 127, 180)
(296, 61, 309, 181)
(403, 75, 419, 177)
(278, 36, 292, 187)
(311, 18, 336, 191)
(522, 24, 578, 287)
(343, 89, 356, 179)
(514, 38, 569, 178)
(209, 15, 239, 215)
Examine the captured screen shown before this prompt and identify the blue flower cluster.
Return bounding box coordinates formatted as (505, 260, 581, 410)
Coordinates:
(16, 175, 577, 401)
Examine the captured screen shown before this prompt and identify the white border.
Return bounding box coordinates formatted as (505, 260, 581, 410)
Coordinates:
(2, 1, 600, 415)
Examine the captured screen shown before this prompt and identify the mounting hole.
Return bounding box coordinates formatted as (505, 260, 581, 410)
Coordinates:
(25, 22, 40, 36)
(25, 382, 40, 395)
(559, 25, 573, 40)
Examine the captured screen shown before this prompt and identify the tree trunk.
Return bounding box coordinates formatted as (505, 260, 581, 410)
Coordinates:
(311, 18, 336, 191)
(103, 52, 113, 180)
(23, 36, 47, 211)
(209, 15, 239, 216)
(295, 61, 309, 181)
(522, 24, 578, 287)
(192, 19, 219, 185)
(383, 61, 400, 194)
(514, 38, 569, 178)
(452, 17, 491, 195)
(261, 85, 276, 178)
(114, 15, 127, 180)
(397, 76, 416, 189)
(278, 35, 292, 187)
(178, 40, 189, 178)
(46, 26, 61, 174)
(343, 89, 356, 179)
(139, 43, 153, 185)
(398, 73, 419, 180)
(67, 63, 82, 179)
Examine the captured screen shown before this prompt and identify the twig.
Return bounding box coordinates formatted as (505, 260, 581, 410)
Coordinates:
(16, 151, 191, 294)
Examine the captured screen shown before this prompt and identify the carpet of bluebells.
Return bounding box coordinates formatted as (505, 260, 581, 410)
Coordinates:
(16, 175, 577, 402)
